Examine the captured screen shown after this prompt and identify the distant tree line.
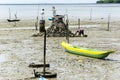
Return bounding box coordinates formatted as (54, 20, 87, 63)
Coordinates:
(97, 0, 120, 3)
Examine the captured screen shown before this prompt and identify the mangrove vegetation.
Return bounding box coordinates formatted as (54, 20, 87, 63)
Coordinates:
(97, 0, 120, 3)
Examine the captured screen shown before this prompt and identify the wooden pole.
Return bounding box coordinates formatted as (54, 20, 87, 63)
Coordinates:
(14, 22, 16, 27)
(43, 30, 46, 76)
(107, 14, 111, 31)
(9, 8, 11, 19)
(14, 13, 17, 27)
(78, 18, 80, 28)
(90, 8, 92, 20)
(37, 4, 40, 29)
(66, 19, 69, 43)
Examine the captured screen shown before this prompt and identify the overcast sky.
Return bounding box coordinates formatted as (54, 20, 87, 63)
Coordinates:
(0, 0, 98, 4)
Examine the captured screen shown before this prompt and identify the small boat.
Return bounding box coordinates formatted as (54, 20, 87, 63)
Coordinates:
(7, 19, 20, 22)
(7, 8, 20, 22)
(61, 41, 115, 59)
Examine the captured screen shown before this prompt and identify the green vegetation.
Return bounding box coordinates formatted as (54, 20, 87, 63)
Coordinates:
(97, 0, 120, 3)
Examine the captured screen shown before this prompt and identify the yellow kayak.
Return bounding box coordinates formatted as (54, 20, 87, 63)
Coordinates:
(61, 41, 115, 59)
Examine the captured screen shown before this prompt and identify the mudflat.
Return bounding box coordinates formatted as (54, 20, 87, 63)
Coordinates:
(0, 19, 120, 80)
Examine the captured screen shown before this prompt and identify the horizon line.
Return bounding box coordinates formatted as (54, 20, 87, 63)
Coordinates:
(0, 3, 97, 5)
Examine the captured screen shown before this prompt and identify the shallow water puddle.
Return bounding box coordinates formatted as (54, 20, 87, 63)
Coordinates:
(70, 25, 99, 28)
(0, 27, 34, 31)
(112, 43, 120, 46)
(0, 54, 8, 62)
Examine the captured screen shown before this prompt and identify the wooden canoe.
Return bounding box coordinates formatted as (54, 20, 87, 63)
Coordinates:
(61, 41, 115, 59)
(7, 19, 20, 22)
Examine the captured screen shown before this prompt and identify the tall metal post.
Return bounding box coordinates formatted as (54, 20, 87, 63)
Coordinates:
(30, 20, 57, 78)
(43, 30, 46, 76)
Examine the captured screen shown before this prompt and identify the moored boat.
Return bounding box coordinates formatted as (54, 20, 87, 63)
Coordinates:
(61, 41, 115, 59)
(7, 19, 20, 22)
(7, 8, 20, 22)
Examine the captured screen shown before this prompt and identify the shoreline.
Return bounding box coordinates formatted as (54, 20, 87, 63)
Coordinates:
(0, 18, 120, 27)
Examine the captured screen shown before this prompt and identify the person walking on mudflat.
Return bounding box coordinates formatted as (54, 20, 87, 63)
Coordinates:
(52, 6, 56, 16)
(35, 16, 38, 30)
